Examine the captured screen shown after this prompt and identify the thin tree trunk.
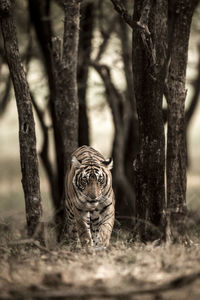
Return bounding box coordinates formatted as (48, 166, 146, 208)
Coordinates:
(78, 2, 95, 146)
(166, 0, 198, 243)
(0, 0, 43, 238)
(28, 0, 61, 207)
(132, 0, 167, 240)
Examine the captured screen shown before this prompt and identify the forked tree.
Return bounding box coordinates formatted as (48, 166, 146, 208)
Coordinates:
(111, 0, 199, 242)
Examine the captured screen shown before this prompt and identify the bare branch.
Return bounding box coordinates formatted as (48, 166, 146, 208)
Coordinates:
(110, 0, 133, 28)
(8, 238, 52, 254)
(95, 17, 117, 62)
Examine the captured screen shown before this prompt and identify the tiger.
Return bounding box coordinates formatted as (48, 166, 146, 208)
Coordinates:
(65, 145, 115, 248)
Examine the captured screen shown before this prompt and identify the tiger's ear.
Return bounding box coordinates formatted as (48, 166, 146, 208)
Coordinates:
(72, 156, 81, 169)
(102, 158, 113, 170)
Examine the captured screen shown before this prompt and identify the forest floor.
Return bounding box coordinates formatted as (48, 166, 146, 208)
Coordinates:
(0, 215, 200, 300)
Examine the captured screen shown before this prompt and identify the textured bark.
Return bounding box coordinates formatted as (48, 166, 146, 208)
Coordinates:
(52, 0, 80, 238)
(166, 0, 198, 243)
(132, 0, 167, 240)
(54, 0, 79, 175)
(78, 2, 94, 146)
(0, 0, 43, 238)
(110, 0, 133, 28)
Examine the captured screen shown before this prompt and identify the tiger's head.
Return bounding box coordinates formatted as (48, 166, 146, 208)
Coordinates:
(71, 156, 113, 209)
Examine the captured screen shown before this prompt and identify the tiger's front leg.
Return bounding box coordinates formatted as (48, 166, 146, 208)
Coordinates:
(76, 211, 93, 247)
(91, 206, 115, 248)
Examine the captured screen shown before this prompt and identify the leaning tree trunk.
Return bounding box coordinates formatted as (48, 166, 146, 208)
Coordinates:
(166, 0, 198, 244)
(132, 0, 167, 241)
(52, 0, 80, 239)
(0, 0, 43, 238)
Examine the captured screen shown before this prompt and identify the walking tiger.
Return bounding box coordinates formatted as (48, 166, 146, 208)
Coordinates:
(65, 145, 115, 248)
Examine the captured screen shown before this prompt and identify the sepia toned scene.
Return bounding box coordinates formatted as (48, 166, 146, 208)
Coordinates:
(0, 0, 200, 299)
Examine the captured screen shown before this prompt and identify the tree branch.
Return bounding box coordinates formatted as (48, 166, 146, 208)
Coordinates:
(95, 16, 117, 62)
(110, 0, 133, 28)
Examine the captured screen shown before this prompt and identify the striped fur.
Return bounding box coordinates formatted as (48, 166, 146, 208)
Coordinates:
(65, 145, 115, 247)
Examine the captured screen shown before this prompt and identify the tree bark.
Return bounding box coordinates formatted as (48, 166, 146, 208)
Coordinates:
(0, 0, 43, 238)
(132, 0, 167, 240)
(52, 0, 80, 238)
(53, 0, 79, 176)
(78, 2, 95, 146)
(166, 0, 198, 243)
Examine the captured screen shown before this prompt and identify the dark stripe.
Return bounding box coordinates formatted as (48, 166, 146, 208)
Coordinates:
(74, 204, 83, 213)
(65, 204, 74, 218)
(103, 186, 112, 198)
(100, 202, 112, 214)
(91, 216, 99, 222)
(97, 213, 114, 227)
(102, 173, 108, 189)
(73, 185, 85, 204)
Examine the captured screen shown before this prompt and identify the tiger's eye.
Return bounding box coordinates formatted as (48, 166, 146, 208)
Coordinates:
(98, 175, 104, 183)
(81, 176, 87, 185)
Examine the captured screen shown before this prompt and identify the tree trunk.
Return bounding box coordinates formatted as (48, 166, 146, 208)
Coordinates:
(132, 0, 167, 240)
(166, 0, 198, 243)
(52, 0, 80, 239)
(0, 0, 43, 238)
(78, 2, 95, 146)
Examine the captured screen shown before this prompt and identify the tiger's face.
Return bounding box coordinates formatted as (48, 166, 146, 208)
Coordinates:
(71, 156, 113, 209)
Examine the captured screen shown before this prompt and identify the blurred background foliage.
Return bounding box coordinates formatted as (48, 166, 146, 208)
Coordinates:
(0, 0, 200, 224)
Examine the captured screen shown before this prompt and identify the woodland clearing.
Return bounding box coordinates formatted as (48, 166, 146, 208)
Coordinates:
(0, 215, 200, 300)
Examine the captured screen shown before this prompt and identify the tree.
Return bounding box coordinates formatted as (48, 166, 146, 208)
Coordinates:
(166, 0, 199, 243)
(51, 0, 80, 237)
(78, 2, 95, 146)
(110, 0, 199, 242)
(132, 0, 167, 240)
(0, 0, 43, 238)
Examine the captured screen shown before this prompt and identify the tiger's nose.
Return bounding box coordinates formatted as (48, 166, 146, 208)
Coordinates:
(90, 193, 96, 200)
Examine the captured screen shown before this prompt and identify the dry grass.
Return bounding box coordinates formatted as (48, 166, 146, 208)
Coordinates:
(0, 216, 200, 300)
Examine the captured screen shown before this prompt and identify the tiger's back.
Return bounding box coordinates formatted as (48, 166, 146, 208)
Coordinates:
(65, 145, 115, 247)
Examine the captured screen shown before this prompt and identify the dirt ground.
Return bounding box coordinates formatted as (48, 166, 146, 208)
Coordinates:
(0, 217, 200, 300)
